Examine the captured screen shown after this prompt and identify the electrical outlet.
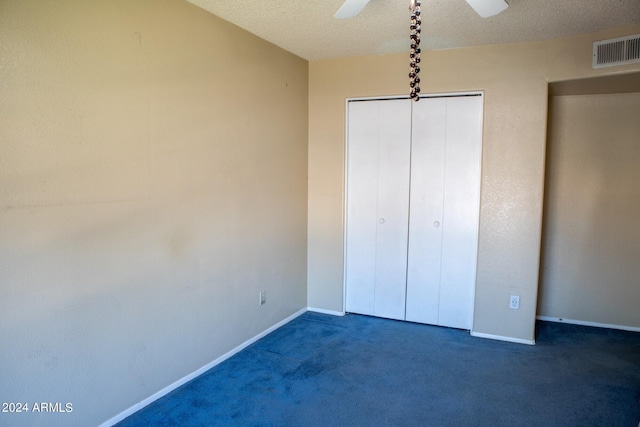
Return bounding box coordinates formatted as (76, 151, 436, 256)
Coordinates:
(509, 295, 520, 310)
(259, 290, 266, 306)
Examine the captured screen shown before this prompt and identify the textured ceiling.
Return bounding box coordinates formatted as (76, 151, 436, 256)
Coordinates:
(185, 0, 640, 61)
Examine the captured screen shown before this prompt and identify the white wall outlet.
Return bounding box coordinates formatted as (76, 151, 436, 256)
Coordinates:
(509, 295, 520, 310)
(259, 290, 266, 306)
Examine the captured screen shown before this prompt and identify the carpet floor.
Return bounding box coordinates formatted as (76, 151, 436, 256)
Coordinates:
(116, 312, 640, 426)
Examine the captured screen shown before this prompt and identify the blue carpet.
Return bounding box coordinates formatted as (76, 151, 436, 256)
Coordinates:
(116, 312, 640, 426)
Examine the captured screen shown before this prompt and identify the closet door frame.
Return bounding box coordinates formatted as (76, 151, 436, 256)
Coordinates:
(342, 92, 484, 329)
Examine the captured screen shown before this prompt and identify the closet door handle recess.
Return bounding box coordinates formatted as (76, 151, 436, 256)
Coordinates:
(379, 218, 385, 224)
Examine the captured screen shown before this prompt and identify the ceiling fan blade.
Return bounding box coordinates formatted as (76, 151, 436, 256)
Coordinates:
(334, 0, 371, 19)
(465, 0, 508, 18)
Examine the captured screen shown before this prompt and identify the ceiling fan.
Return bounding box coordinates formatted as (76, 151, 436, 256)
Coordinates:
(335, 0, 508, 19)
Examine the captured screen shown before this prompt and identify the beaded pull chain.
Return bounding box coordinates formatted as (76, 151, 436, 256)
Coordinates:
(409, 0, 422, 101)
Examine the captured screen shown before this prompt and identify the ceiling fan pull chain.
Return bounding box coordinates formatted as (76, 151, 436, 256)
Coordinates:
(409, 0, 422, 101)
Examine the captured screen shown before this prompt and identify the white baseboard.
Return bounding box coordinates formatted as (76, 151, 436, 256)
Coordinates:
(536, 315, 640, 333)
(307, 307, 345, 316)
(470, 331, 536, 345)
(100, 307, 307, 427)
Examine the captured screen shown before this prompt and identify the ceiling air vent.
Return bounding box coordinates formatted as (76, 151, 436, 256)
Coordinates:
(593, 34, 640, 69)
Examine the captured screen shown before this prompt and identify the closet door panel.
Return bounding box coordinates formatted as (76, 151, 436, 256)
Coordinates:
(345, 99, 411, 320)
(373, 100, 412, 320)
(345, 101, 380, 315)
(439, 96, 483, 329)
(405, 98, 447, 324)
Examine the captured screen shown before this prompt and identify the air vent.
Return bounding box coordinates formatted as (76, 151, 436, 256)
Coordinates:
(593, 34, 640, 69)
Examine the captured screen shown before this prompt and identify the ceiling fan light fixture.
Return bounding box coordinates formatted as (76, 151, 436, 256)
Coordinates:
(465, 0, 508, 18)
(334, 0, 371, 19)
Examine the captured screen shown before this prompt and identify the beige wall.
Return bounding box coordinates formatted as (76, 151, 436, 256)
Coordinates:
(2, 0, 639, 422)
(539, 92, 640, 328)
(308, 25, 640, 342)
(0, 1, 308, 426)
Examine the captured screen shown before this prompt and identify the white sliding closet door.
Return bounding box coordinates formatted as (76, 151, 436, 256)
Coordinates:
(406, 95, 483, 329)
(404, 98, 447, 326)
(344, 99, 411, 321)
